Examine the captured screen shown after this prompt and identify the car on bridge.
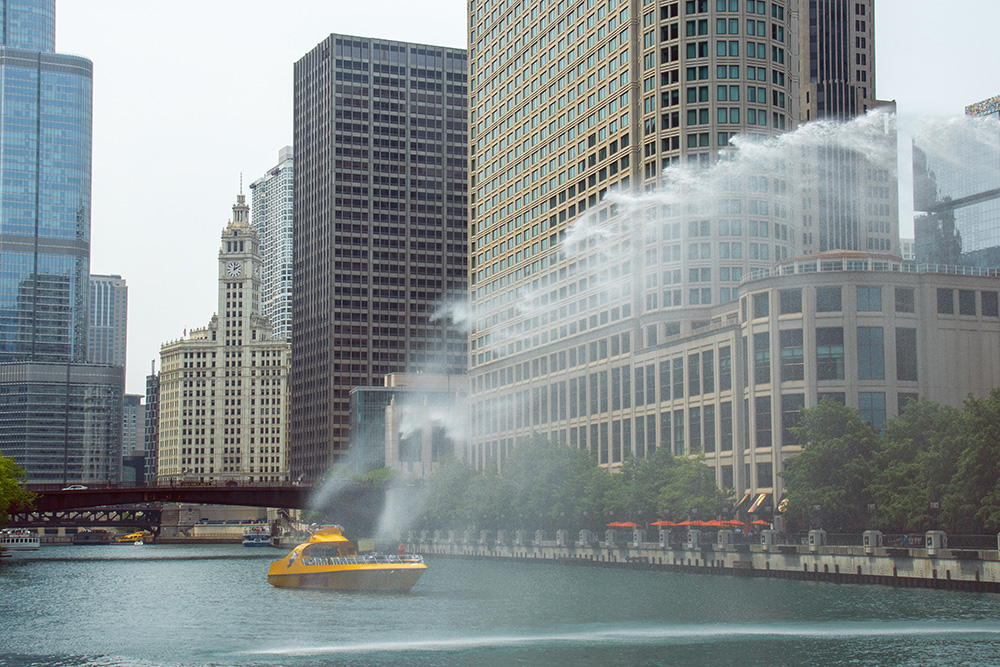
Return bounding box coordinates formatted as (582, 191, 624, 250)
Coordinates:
(61, 485, 88, 490)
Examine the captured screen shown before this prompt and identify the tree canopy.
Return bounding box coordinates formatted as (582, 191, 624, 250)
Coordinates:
(416, 434, 731, 531)
(0, 450, 33, 529)
(781, 391, 1000, 534)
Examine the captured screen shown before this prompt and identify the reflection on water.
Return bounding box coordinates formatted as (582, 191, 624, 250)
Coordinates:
(3, 545, 1000, 667)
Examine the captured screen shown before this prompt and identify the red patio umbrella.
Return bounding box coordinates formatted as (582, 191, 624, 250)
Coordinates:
(617, 521, 641, 528)
(751, 519, 771, 526)
(650, 520, 677, 527)
(605, 521, 624, 527)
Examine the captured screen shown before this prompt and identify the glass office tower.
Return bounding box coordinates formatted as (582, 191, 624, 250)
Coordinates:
(0, 0, 93, 363)
(0, 0, 123, 484)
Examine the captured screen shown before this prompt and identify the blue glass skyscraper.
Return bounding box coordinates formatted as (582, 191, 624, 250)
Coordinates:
(0, 0, 93, 363)
(0, 0, 123, 484)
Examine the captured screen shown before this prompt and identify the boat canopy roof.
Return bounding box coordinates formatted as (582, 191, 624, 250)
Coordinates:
(307, 525, 352, 544)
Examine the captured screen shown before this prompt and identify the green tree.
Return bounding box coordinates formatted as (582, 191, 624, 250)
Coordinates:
(620, 448, 732, 522)
(419, 456, 478, 529)
(0, 450, 33, 529)
(944, 389, 1000, 532)
(869, 400, 961, 532)
(781, 399, 879, 532)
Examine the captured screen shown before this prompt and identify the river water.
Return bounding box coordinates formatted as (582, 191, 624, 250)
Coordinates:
(3, 543, 1000, 667)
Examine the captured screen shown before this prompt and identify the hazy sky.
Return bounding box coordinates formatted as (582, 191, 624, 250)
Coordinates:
(54, 0, 1000, 394)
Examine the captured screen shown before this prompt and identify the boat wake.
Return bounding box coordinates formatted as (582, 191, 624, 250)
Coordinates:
(243, 620, 1000, 656)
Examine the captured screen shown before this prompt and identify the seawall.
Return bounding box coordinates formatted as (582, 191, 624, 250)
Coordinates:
(405, 529, 1000, 593)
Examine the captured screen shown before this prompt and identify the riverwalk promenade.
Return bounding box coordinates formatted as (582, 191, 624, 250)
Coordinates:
(406, 528, 1000, 593)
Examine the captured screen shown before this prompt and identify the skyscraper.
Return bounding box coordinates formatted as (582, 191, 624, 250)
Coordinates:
(88, 274, 128, 368)
(290, 36, 468, 482)
(466, 0, 799, 468)
(0, 0, 93, 363)
(250, 146, 294, 341)
(0, 0, 123, 484)
(913, 94, 1000, 268)
(157, 194, 290, 485)
(796, 0, 896, 256)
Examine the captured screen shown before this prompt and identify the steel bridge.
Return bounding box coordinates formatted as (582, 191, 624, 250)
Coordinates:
(7, 483, 387, 536)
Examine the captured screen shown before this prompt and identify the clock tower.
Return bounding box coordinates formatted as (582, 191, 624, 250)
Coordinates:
(157, 190, 291, 485)
(218, 191, 262, 346)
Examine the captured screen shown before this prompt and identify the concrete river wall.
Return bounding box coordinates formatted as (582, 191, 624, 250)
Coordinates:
(405, 528, 1000, 593)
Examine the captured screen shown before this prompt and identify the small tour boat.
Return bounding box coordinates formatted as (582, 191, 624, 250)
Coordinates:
(0, 528, 40, 551)
(116, 531, 151, 544)
(267, 525, 426, 591)
(242, 525, 271, 547)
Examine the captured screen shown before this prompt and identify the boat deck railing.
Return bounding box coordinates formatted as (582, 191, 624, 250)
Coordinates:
(302, 554, 425, 567)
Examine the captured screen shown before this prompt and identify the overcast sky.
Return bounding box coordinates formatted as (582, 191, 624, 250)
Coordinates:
(55, 0, 1000, 394)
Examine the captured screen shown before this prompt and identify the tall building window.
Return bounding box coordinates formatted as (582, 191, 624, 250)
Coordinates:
(781, 393, 805, 445)
(894, 287, 915, 313)
(754, 395, 772, 448)
(689, 407, 702, 453)
(816, 327, 845, 380)
(857, 286, 881, 311)
(688, 353, 701, 395)
(756, 462, 773, 488)
(719, 345, 732, 391)
(983, 291, 999, 317)
(937, 288, 953, 314)
(720, 401, 733, 451)
(779, 288, 802, 314)
(753, 332, 770, 384)
(703, 404, 716, 453)
(702, 350, 715, 393)
(752, 292, 769, 318)
(779, 329, 804, 381)
(817, 286, 842, 312)
(857, 327, 884, 380)
(895, 328, 918, 381)
(673, 408, 685, 456)
(959, 289, 976, 316)
(858, 391, 886, 431)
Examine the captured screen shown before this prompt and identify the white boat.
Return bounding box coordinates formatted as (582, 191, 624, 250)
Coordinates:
(0, 528, 40, 551)
(243, 525, 271, 547)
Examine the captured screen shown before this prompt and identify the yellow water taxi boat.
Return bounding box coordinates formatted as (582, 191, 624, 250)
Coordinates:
(266, 525, 426, 591)
(116, 531, 151, 544)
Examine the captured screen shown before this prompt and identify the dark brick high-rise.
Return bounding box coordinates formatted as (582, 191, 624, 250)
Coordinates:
(291, 36, 468, 482)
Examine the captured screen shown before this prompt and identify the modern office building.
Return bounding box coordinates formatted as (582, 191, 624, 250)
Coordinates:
(796, 0, 896, 256)
(250, 146, 294, 341)
(798, 0, 874, 122)
(0, 362, 124, 484)
(157, 194, 291, 485)
(349, 373, 468, 478)
(913, 94, 1000, 268)
(290, 36, 469, 482)
(463, 0, 925, 512)
(89, 274, 128, 368)
(144, 361, 160, 484)
(0, 0, 93, 364)
(0, 0, 124, 483)
(466, 0, 804, 471)
(122, 393, 144, 454)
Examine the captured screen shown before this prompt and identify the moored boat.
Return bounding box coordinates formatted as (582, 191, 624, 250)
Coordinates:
(0, 528, 40, 551)
(242, 525, 271, 547)
(266, 525, 426, 591)
(73, 530, 112, 545)
(116, 531, 152, 544)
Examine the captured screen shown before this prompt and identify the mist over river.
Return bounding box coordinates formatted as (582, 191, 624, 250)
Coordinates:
(3, 544, 1000, 666)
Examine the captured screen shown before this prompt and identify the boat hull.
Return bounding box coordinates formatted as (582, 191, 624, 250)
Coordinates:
(267, 563, 426, 591)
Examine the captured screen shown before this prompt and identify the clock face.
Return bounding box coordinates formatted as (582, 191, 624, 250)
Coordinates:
(227, 261, 242, 277)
